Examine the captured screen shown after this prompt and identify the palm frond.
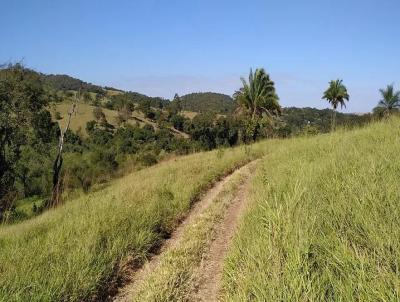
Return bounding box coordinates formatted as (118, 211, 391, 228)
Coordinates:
(235, 68, 280, 120)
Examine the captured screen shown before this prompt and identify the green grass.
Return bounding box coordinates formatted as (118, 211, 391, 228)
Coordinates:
(1, 196, 43, 224)
(0, 141, 268, 301)
(222, 117, 400, 301)
(14, 196, 42, 218)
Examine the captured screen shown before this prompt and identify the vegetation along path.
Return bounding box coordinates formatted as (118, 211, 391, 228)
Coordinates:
(113, 160, 258, 302)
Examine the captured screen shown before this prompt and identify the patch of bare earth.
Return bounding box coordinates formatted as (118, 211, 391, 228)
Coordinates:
(112, 161, 256, 302)
(191, 162, 255, 302)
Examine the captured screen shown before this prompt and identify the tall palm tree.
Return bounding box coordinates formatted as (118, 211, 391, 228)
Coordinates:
(234, 68, 280, 121)
(322, 79, 349, 130)
(375, 84, 400, 116)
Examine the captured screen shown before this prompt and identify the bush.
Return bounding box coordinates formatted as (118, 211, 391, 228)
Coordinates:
(138, 151, 158, 166)
(55, 111, 62, 120)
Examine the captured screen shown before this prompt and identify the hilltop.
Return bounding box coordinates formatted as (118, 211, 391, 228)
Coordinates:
(180, 92, 235, 114)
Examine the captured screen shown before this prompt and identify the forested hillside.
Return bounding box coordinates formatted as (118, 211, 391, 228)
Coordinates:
(180, 92, 235, 114)
(281, 107, 371, 135)
(42, 74, 105, 93)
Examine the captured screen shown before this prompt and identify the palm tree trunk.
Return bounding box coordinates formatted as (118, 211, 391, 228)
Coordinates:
(252, 107, 257, 121)
(331, 109, 337, 131)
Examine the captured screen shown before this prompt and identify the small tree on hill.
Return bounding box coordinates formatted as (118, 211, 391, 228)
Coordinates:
(173, 93, 182, 112)
(93, 106, 105, 122)
(55, 111, 62, 120)
(322, 79, 349, 131)
(82, 91, 92, 103)
(138, 100, 151, 117)
(117, 105, 132, 125)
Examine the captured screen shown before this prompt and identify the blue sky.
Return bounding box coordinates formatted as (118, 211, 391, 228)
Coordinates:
(1, 0, 399, 112)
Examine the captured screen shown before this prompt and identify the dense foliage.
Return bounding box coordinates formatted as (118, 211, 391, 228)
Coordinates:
(42, 74, 105, 93)
(179, 92, 235, 114)
(281, 107, 371, 135)
(0, 64, 59, 220)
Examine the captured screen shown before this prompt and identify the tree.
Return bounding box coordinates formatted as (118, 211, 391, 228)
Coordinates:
(170, 93, 182, 114)
(138, 100, 151, 117)
(55, 111, 62, 120)
(170, 114, 186, 131)
(234, 68, 280, 121)
(82, 91, 92, 103)
(50, 95, 77, 207)
(0, 64, 50, 219)
(374, 84, 400, 117)
(322, 79, 349, 130)
(115, 105, 132, 125)
(93, 106, 106, 122)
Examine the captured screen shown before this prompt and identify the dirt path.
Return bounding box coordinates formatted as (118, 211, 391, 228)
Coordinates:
(113, 161, 256, 302)
(191, 163, 255, 301)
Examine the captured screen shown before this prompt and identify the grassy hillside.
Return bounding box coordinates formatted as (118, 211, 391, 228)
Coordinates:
(1, 110, 396, 301)
(53, 101, 162, 136)
(0, 141, 267, 301)
(222, 117, 400, 301)
(54, 100, 190, 138)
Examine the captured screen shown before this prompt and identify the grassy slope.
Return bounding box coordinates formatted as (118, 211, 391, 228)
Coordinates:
(0, 141, 268, 301)
(181, 110, 198, 119)
(222, 118, 400, 301)
(53, 102, 148, 135)
(54, 102, 189, 138)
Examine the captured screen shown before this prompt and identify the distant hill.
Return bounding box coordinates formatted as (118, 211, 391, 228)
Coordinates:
(180, 92, 235, 114)
(125, 91, 170, 109)
(42, 74, 116, 93)
(42, 74, 235, 115)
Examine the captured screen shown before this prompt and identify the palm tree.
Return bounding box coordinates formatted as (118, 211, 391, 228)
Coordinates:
(234, 68, 280, 121)
(375, 84, 400, 117)
(322, 79, 349, 130)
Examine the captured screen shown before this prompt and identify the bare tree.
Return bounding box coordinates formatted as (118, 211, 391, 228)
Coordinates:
(49, 93, 78, 207)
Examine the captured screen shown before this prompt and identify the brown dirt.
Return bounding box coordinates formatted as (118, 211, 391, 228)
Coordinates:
(191, 162, 255, 302)
(112, 161, 256, 302)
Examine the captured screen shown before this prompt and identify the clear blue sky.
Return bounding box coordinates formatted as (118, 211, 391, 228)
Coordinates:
(1, 0, 399, 112)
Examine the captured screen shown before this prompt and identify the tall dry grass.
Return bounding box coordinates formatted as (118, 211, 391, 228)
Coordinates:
(222, 117, 400, 301)
(0, 141, 268, 301)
